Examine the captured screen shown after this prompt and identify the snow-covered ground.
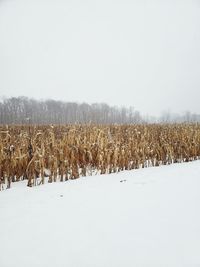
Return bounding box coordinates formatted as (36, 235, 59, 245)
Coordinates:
(0, 161, 200, 267)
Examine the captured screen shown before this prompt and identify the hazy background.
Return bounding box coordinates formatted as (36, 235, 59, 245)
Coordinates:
(0, 0, 200, 116)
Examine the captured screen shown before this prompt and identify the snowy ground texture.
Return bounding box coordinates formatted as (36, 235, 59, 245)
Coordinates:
(0, 161, 200, 267)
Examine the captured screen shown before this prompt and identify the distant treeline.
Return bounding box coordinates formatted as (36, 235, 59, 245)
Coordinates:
(0, 96, 200, 124)
(0, 97, 142, 124)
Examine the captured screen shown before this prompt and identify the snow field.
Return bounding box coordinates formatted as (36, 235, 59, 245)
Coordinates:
(0, 161, 200, 267)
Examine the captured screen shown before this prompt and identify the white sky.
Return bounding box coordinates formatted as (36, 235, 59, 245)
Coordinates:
(0, 0, 200, 116)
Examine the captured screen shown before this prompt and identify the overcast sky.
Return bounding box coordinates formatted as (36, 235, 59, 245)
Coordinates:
(0, 0, 200, 116)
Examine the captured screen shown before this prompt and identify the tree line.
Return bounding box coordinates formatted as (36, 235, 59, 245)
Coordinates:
(0, 97, 142, 124)
(0, 96, 200, 124)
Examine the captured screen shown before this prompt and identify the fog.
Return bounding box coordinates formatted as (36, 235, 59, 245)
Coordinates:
(0, 0, 200, 116)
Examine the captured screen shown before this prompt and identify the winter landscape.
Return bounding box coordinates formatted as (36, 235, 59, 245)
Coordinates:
(0, 160, 200, 266)
(1, 0, 200, 266)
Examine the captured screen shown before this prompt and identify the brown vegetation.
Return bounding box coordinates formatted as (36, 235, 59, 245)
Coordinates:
(0, 124, 200, 190)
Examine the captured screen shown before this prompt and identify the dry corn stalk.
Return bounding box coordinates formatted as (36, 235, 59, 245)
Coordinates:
(0, 123, 200, 189)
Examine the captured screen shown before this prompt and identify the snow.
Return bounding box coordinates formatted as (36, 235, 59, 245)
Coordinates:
(0, 161, 200, 267)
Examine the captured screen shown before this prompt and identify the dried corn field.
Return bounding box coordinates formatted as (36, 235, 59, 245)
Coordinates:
(0, 124, 200, 190)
